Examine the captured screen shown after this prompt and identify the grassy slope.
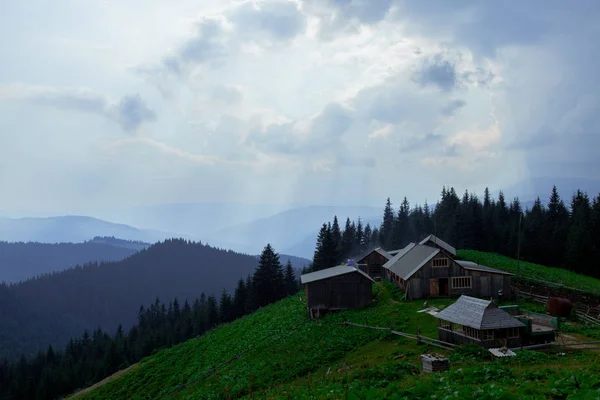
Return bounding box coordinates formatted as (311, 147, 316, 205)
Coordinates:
(458, 250, 600, 294)
(72, 281, 600, 400)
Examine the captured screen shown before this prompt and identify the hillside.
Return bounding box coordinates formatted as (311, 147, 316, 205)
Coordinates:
(0, 215, 187, 244)
(458, 250, 600, 294)
(0, 239, 298, 360)
(71, 282, 600, 400)
(0, 237, 148, 283)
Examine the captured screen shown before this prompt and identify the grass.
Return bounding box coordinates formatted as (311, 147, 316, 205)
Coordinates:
(458, 250, 600, 294)
(70, 280, 600, 400)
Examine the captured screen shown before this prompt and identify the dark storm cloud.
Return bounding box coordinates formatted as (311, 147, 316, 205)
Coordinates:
(13, 87, 157, 133)
(107, 94, 157, 133)
(413, 54, 458, 92)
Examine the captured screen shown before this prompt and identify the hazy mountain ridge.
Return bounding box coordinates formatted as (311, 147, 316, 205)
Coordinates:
(0, 215, 188, 244)
(0, 239, 309, 361)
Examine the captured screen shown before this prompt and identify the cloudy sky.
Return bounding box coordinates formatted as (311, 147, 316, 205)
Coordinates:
(1, 0, 599, 215)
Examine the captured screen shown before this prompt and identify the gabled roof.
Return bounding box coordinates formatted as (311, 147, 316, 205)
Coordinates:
(455, 260, 513, 276)
(300, 265, 375, 284)
(387, 243, 415, 256)
(356, 247, 392, 262)
(382, 243, 439, 280)
(419, 234, 456, 256)
(435, 295, 525, 330)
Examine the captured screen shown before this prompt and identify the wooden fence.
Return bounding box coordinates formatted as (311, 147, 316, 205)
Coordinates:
(342, 321, 456, 351)
(515, 288, 600, 326)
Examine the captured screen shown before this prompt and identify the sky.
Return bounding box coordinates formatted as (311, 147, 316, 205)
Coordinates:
(1, 0, 599, 216)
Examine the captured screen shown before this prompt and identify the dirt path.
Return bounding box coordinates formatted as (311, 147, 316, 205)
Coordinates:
(69, 363, 139, 399)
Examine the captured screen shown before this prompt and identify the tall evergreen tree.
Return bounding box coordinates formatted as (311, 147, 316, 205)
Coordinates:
(565, 190, 593, 273)
(546, 185, 570, 267)
(380, 198, 395, 249)
(331, 216, 342, 251)
(284, 260, 298, 296)
(252, 244, 285, 307)
(231, 278, 247, 319)
(218, 289, 233, 323)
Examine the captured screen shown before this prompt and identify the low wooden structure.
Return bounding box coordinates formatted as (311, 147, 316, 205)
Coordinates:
(382, 236, 513, 300)
(355, 248, 391, 280)
(435, 295, 526, 349)
(421, 354, 450, 373)
(300, 265, 375, 319)
(500, 305, 558, 345)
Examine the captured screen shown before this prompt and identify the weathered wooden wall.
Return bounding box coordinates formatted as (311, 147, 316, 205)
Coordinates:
(306, 273, 372, 311)
(357, 251, 388, 279)
(402, 252, 512, 300)
(438, 328, 522, 349)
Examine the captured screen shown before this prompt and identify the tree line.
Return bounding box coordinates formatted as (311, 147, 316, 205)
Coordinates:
(309, 185, 600, 278)
(0, 244, 298, 400)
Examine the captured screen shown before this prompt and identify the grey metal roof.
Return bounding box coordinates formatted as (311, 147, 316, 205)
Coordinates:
(382, 243, 439, 280)
(419, 234, 457, 256)
(356, 247, 392, 262)
(300, 265, 375, 284)
(456, 260, 513, 276)
(435, 295, 526, 330)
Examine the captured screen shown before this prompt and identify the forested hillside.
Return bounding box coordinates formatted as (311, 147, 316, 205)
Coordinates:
(309, 185, 600, 279)
(0, 239, 305, 361)
(0, 244, 299, 400)
(0, 237, 148, 283)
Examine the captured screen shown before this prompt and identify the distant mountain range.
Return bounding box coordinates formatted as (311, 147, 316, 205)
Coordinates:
(0, 215, 186, 244)
(0, 237, 149, 283)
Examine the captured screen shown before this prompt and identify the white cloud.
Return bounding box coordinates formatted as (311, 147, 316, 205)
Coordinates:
(0, 0, 599, 215)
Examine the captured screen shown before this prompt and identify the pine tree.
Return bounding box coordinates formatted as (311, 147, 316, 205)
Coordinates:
(331, 216, 342, 252)
(380, 198, 395, 249)
(206, 295, 219, 329)
(284, 260, 298, 295)
(363, 223, 373, 251)
(565, 190, 593, 274)
(522, 197, 546, 263)
(252, 244, 285, 307)
(218, 289, 233, 323)
(546, 185, 570, 267)
(231, 278, 247, 319)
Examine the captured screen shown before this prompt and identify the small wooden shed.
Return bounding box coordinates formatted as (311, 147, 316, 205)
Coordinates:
(435, 295, 526, 349)
(300, 265, 375, 319)
(355, 247, 391, 280)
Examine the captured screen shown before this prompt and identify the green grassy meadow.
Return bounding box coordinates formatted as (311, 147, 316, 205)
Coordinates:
(70, 280, 600, 400)
(458, 250, 600, 294)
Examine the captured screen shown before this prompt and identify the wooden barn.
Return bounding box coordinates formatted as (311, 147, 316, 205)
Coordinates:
(355, 247, 391, 280)
(435, 295, 526, 348)
(300, 265, 375, 319)
(382, 237, 512, 300)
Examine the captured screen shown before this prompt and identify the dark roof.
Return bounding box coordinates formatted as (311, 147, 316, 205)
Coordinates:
(382, 244, 439, 280)
(300, 265, 375, 284)
(456, 260, 513, 276)
(435, 295, 525, 330)
(419, 234, 456, 256)
(356, 247, 392, 262)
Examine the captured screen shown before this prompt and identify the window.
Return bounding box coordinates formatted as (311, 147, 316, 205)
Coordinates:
(440, 320, 452, 330)
(461, 326, 480, 340)
(452, 276, 472, 289)
(507, 328, 520, 338)
(482, 330, 494, 341)
(432, 257, 449, 268)
(370, 264, 381, 275)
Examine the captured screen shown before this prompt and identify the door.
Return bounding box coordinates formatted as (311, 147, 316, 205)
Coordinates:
(430, 278, 439, 296)
(439, 278, 449, 295)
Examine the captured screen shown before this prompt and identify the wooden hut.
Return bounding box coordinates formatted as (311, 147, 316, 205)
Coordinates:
(300, 265, 375, 319)
(382, 241, 513, 300)
(434, 295, 526, 349)
(355, 247, 391, 280)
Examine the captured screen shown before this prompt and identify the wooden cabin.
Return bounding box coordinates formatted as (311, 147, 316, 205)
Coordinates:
(435, 295, 526, 349)
(300, 265, 375, 319)
(419, 234, 456, 256)
(382, 240, 512, 300)
(355, 247, 391, 280)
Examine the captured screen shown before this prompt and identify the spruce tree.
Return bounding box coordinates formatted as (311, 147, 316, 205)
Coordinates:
(284, 260, 298, 295)
(565, 190, 593, 273)
(231, 278, 247, 319)
(218, 289, 233, 323)
(546, 185, 570, 267)
(380, 198, 395, 249)
(252, 244, 285, 307)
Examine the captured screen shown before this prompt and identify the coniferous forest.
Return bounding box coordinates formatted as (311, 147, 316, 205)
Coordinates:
(309, 186, 600, 279)
(0, 244, 298, 400)
(1, 184, 599, 400)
